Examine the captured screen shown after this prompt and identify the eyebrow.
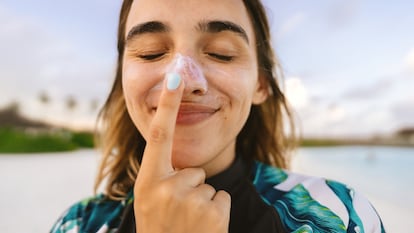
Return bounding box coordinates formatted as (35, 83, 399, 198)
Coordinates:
(197, 20, 249, 44)
(125, 21, 170, 44)
(125, 20, 249, 45)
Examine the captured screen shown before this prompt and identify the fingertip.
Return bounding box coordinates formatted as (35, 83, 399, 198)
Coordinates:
(214, 190, 231, 217)
(215, 190, 231, 203)
(166, 72, 181, 90)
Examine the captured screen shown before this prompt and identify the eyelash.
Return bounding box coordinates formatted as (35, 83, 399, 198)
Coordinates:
(207, 53, 234, 62)
(137, 52, 234, 62)
(138, 53, 165, 61)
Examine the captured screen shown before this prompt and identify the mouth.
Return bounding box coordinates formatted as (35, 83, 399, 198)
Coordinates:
(152, 103, 219, 125)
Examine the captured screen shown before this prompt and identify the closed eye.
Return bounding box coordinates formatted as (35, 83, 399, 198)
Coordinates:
(207, 53, 234, 62)
(138, 53, 165, 61)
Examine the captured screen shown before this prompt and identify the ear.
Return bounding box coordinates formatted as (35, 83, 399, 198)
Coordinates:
(252, 73, 269, 105)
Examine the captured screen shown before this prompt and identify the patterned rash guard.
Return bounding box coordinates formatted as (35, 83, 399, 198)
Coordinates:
(51, 159, 386, 233)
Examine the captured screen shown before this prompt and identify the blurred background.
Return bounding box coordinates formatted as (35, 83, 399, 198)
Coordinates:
(0, 0, 413, 232)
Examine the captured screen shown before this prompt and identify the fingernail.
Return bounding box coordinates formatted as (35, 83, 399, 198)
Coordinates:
(166, 72, 181, 90)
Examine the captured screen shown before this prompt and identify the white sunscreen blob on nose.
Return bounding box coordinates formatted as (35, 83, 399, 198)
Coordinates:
(175, 54, 185, 71)
(165, 54, 207, 92)
(166, 53, 186, 74)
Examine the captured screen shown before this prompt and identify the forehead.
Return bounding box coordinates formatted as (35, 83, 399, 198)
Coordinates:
(125, 0, 254, 38)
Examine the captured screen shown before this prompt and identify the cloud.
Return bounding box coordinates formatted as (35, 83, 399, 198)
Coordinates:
(391, 97, 414, 126)
(326, 104, 346, 123)
(299, 102, 398, 137)
(0, 5, 113, 128)
(285, 77, 309, 109)
(295, 102, 351, 137)
(340, 78, 393, 101)
(404, 48, 414, 73)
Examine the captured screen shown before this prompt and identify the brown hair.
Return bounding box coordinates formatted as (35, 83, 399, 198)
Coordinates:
(94, 0, 296, 199)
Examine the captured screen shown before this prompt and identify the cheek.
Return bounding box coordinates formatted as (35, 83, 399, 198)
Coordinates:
(206, 63, 258, 104)
(122, 61, 163, 104)
(122, 61, 165, 135)
(123, 65, 144, 108)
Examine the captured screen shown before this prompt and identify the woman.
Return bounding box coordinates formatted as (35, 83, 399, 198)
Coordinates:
(51, 0, 385, 232)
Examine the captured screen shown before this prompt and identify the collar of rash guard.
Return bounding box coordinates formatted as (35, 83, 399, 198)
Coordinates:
(205, 156, 249, 192)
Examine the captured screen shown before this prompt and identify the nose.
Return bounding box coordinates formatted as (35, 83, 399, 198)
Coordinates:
(167, 54, 208, 96)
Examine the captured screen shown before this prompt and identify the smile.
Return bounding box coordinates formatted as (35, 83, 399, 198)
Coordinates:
(153, 103, 219, 125)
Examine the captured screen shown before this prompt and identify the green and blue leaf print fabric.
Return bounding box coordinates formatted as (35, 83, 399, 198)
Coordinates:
(252, 162, 385, 233)
(51, 161, 385, 233)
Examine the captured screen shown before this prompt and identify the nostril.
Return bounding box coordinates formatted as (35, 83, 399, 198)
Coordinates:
(192, 89, 204, 95)
(185, 83, 207, 96)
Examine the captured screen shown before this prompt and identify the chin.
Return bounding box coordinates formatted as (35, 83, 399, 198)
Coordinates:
(171, 148, 208, 169)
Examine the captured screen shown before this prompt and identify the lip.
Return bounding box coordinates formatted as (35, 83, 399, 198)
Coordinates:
(153, 103, 219, 125)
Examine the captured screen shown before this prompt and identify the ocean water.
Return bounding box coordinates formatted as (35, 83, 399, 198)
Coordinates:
(0, 150, 97, 233)
(0, 146, 412, 232)
(292, 146, 414, 232)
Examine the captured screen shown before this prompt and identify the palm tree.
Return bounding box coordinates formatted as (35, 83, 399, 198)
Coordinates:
(38, 91, 50, 106)
(90, 98, 100, 113)
(65, 96, 77, 112)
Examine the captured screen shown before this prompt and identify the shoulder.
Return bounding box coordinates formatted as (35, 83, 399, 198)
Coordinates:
(50, 193, 133, 233)
(252, 161, 386, 233)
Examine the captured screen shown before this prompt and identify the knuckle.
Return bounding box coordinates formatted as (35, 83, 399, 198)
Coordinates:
(157, 180, 179, 203)
(134, 196, 152, 213)
(202, 184, 216, 195)
(217, 190, 231, 202)
(157, 182, 172, 198)
(187, 184, 215, 208)
(195, 168, 207, 180)
(183, 167, 206, 180)
(148, 124, 170, 144)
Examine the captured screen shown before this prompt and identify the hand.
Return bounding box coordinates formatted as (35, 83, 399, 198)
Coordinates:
(133, 73, 231, 233)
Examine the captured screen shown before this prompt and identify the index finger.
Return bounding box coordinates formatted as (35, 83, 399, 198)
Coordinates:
(138, 72, 184, 180)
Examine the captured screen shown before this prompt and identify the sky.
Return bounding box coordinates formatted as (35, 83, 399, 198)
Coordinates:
(1, 0, 413, 137)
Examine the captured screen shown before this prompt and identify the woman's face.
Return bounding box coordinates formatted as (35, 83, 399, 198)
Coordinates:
(122, 0, 267, 176)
